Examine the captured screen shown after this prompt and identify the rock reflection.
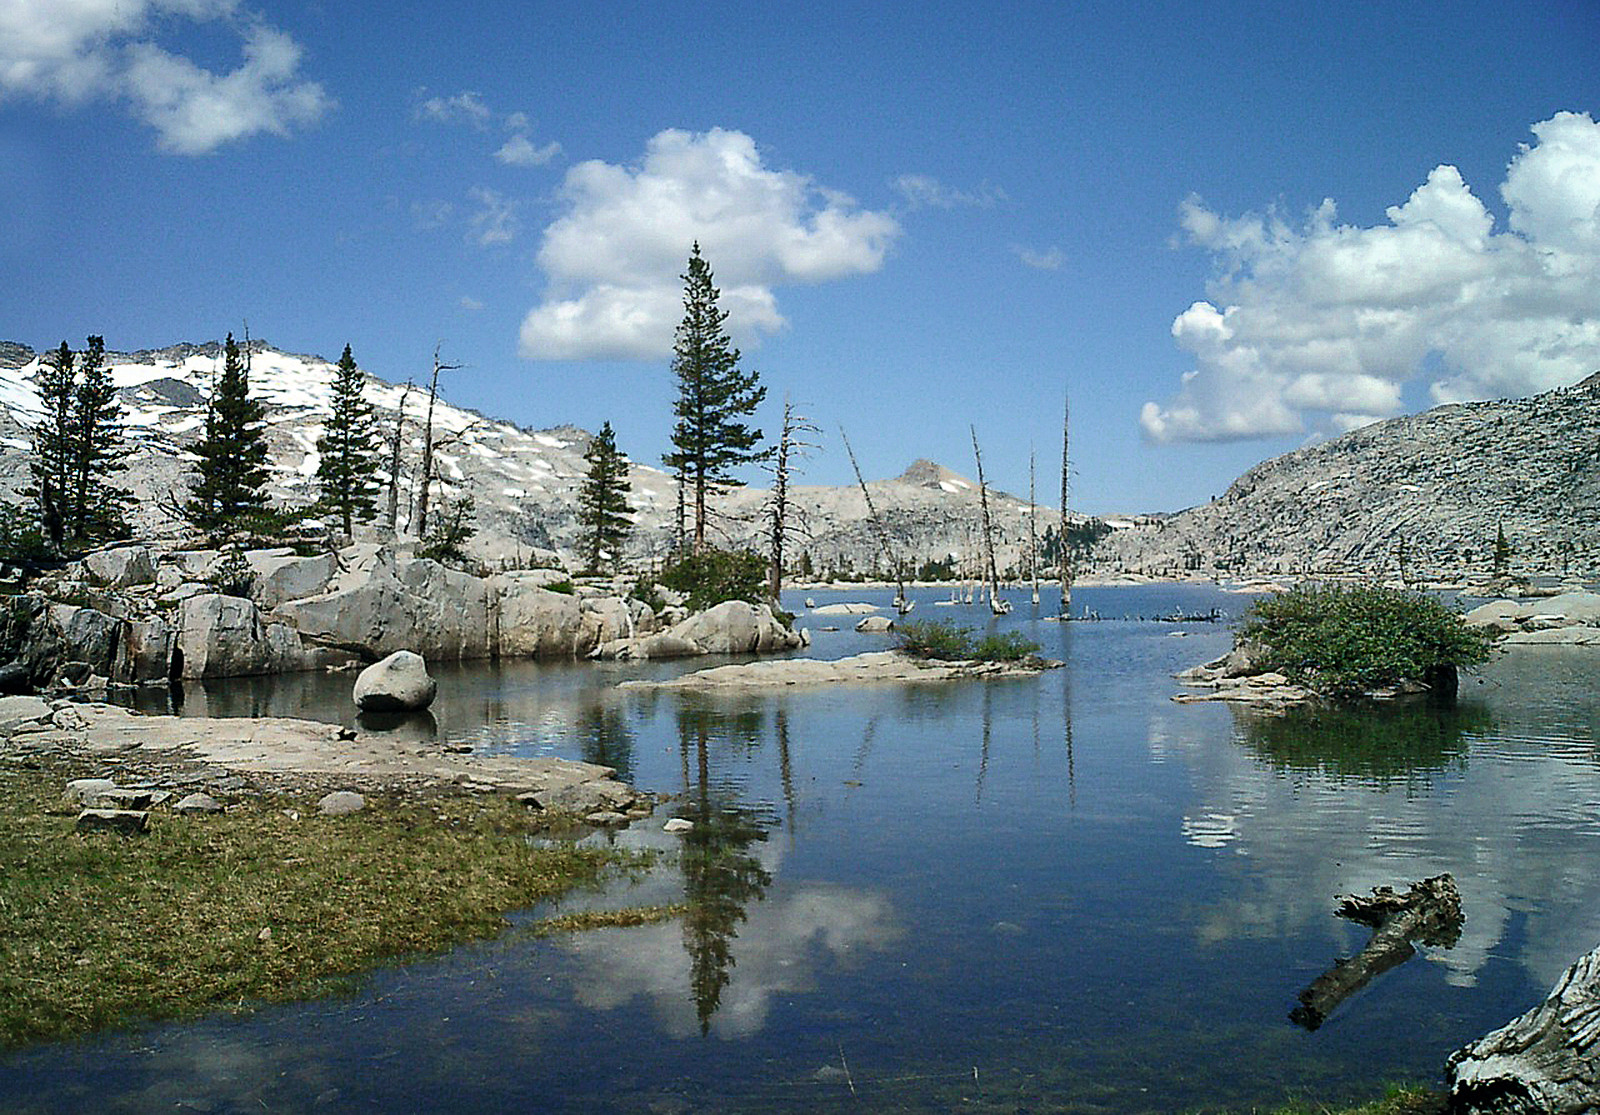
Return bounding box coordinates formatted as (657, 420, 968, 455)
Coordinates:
(1231, 697, 1493, 785)
(356, 708, 438, 741)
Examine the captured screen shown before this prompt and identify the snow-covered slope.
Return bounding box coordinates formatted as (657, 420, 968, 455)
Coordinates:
(0, 340, 1059, 573)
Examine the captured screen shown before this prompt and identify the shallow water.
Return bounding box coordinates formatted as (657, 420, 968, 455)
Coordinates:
(6, 584, 1600, 1112)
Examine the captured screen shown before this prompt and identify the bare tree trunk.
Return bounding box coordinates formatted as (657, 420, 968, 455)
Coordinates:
(1059, 391, 1072, 618)
(693, 463, 706, 551)
(766, 399, 816, 603)
(1029, 450, 1040, 605)
(840, 427, 907, 610)
(1449, 943, 1600, 1114)
(673, 468, 686, 560)
(415, 344, 461, 540)
(971, 426, 1007, 615)
(385, 381, 413, 536)
(769, 406, 791, 602)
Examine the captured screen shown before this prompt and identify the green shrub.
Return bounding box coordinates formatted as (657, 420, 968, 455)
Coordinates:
(657, 548, 767, 612)
(0, 501, 51, 565)
(543, 579, 574, 595)
(1239, 583, 1493, 698)
(208, 547, 255, 599)
(972, 630, 1043, 662)
(417, 496, 476, 566)
(896, 620, 1041, 663)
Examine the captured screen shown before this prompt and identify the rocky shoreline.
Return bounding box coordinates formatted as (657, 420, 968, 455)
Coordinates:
(1, 540, 804, 694)
(621, 649, 1063, 690)
(0, 694, 649, 824)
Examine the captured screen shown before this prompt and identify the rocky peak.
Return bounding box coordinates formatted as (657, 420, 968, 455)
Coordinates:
(896, 459, 975, 492)
(0, 342, 36, 370)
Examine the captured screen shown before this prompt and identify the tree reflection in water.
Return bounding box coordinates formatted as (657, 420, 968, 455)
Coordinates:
(674, 698, 778, 1035)
(1232, 695, 1496, 785)
(574, 700, 634, 781)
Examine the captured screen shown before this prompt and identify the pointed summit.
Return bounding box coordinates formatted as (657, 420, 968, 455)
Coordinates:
(897, 459, 975, 493)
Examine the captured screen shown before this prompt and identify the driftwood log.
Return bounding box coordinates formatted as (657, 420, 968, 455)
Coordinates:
(1447, 943, 1600, 1113)
(1291, 874, 1463, 1030)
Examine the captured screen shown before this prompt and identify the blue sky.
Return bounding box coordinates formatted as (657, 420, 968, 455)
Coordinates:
(3, 1, 1598, 513)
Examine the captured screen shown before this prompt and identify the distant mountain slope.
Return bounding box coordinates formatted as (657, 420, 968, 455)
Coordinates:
(0, 340, 1064, 574)
(1090, 374, 1600, 581)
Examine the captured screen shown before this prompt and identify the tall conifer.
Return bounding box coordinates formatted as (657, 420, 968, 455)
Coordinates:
(28, 336, 129, 551)
(577, 421, 633, 573)
(185, 333, 271, 535)
(662, 244, 766, 548)
(29, 341, 75, 552)
(315, 343, 381, 535)
(69, 335, 129, 543)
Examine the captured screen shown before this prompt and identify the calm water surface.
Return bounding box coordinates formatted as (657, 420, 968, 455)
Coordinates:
(5, 584, 1600, 1112)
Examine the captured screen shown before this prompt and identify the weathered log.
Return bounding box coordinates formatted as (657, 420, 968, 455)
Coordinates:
(1291, 874, 1462, 1030)
(1447, 943, 1600, 1114)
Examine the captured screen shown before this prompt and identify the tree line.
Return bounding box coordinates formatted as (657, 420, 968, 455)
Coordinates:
(4, 241, 803, 598)
(2, 332, 471, 564)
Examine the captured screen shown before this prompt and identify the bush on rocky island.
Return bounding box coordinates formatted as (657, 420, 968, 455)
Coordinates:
(1240, 583, 1493, 698)
(896, 620, 1041, 663)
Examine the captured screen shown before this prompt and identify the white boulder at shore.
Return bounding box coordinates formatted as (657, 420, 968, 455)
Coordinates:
(353, 651, 438, 712)
(592, 600, 805, 659)
(1465, 591, 1600, 645)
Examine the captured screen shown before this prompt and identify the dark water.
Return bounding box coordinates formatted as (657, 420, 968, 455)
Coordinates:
(5, 584, 1600, 1113)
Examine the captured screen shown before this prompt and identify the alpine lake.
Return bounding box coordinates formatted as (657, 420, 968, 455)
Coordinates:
(4, 583, 1599, 1113)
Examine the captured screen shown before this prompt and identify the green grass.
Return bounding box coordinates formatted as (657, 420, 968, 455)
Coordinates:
(1250, 1084, 1446, 1115)
(895, 619, 1042, 663)
(0, 755, 650, 1048)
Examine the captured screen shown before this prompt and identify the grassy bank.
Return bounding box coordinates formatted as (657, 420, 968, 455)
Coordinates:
(0, 755, 648, 1048)
(1259, 1085, 1445, 1114)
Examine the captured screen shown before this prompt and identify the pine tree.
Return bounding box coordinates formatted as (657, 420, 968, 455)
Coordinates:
(28, 337, 129, 552)
(662, 244, 766, 548)
(577, 421, 633, 573)
(29, 341, 75, 553)
(185, 333, 271, 535)
(69, 335, 129, 544)
(315, 343, 381, 536)
(1493, 522, 1513, 578)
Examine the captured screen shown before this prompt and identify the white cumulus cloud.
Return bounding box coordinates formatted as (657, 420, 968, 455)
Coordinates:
(415, 89, 490, 128)
(494, 133, 560, 167)
(0, 0, 328, 154)
(1142, 112, 1600, 443)
(519, 127, 900, 360)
